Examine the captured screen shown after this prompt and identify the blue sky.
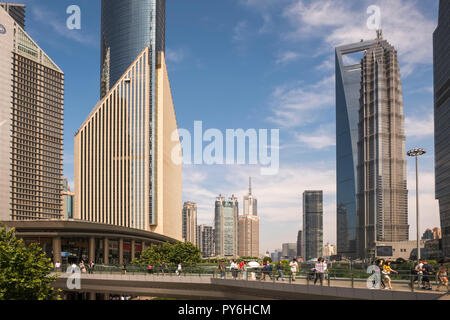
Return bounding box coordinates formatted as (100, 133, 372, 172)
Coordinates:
(8, 0, 441, 253)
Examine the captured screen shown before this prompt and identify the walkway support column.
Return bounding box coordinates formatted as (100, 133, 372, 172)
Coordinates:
(89, 237, 95, 262)
(52, 236, 61, 265)
(104, 238, 109, 265)
(119, 238, 124, 265)
(131, 240, 136, 262)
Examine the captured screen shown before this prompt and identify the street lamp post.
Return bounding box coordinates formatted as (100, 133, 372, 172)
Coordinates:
(407, 148, 426, 262)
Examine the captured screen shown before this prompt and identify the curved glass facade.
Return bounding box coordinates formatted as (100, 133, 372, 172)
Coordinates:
(335, 40, 376, 258)
(100, 0, 165, 97)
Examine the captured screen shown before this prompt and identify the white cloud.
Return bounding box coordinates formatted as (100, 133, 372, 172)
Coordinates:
(268, 75, 335, 127)
(166, 48, 186, 63)
(405, 112, 434, 138)
(283, 0, 436, 76)
(296, 123, 336, 149)
(275, 51, 301, 65)
(233, 20, 249, 42)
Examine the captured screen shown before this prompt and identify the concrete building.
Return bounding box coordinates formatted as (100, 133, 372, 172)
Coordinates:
(375, 240, 425, 261)
(0, 7, 64, 221)
(323, 243, 336, 258)
(357, 31, 409, 259)
(303, 191, 323, 260)
(0, 3, 25, 29)
(238, 178, 259, 257)
(197, 224, 214, 258)
(100, 0, 165, 98)
(62, 179, 74, 220)
(434, 0, 450, 259)
(74, 48, 182, 241)
(182, 202, 197, 244)
(214, 195, 239, 257)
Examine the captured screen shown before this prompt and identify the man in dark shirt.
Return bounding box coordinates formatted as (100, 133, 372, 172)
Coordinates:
(421, 261, 434, 290)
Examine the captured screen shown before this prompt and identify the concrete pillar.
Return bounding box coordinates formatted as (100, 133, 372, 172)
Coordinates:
(142, 241, 146, 252)
(52, 236, 61, 265)
(89, 292, 96, 301)
(131, 240, 136, 261)
(104, 238, 109, 265)
(119, 238, 124, 265)
(89, 237, 95, 263)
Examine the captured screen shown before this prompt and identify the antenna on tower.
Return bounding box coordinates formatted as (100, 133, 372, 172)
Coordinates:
(249, 177, 252, 195)
(376, 29, 383, 40)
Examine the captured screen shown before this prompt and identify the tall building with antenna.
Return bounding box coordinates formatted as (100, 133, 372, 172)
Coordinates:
(238, 178, 260, 257)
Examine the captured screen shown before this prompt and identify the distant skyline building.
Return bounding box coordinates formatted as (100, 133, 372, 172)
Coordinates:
(422, 228, 442, 240)
(0, 3, 25, 29)
(0, 7, 64, 221)
(357, 31, 409, 258)
(62, 179, 74, 220)
(296, 230, 303, 259)
(182, 202, 197, 244)
(282, 243, 297, 260)
(323, 243, 336, 258)
(336, 38, 379, 258)
(100, 0, 165, 98)
(197, 224, 214, 258)
(303, 191, 323, 260)
(434, 0, 450, 259)
(74, 48, 182, 240)
(214, 195, 239, 257)
(238, 178, 260, 257)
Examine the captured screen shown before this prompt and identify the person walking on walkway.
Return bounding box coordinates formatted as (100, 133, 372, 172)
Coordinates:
(161, 262, 167, 275)
(289, 259, 298, 282)
(218, 261, 225, 279)
(176, 262, 182, 276)
(422, 261, 434, 290)
(382, 261, 398, 290)
(314, 258, 325, 285)
(276, 261, 284, 281)
(436, 263, 448, 291)
(377, 259, 385, 289)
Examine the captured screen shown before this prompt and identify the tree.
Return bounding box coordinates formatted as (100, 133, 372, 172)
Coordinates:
(0, 224, 60, 300)
(136, 242, 201, 265)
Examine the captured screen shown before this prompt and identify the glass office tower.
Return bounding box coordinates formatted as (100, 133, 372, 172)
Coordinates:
(434, 0, 450, 258)
(100, 0, 166, 98)
(335, 39, 377, 258)
(303, 191, 323, 260)
(214, 195, 239, 257)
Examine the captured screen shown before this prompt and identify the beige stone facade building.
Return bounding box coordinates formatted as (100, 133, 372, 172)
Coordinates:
(238, 178, 259, 257)
(74, 48, 182, 241)
(182, 202, 197, 244)
(0, 7, 64, 221)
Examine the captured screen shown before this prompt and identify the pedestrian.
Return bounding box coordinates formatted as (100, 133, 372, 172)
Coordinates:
(88, 260, 95, 274)
(314, 258, 325, 285)
(414, 260, 424, 287)
(148, 264, 153, 274)
(176, 262, 182, 276)
(122, 263, 127, 274)
(242, 262, 248, 280)
(421, 260, 434, 290)
(289, 259, 298, 282)
(382, 261, 398, 290)
(54, 261, 61, 272)
(377, 259, 385, 289)
(161, 261, 167, 275)
(276, 261, 284, 281)
(230, 260, 238, 279)
(436, 263, 448, 291)
(218, 261, 225, 279)
(239, 260, 245, 278)
(80, 261, 87, 273)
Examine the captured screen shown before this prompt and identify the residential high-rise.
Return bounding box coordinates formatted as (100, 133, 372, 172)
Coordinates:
(214, 195, 239, 257)
(0, 3, 25, 29)
(197, 224, 214, 258)
(100, 0, 165, 98)
(434, 0, 450, 259)
(303, 191, 323, 260)
(336, 38, 379, 258)
(296, 230, 303, 259)
(357, 31, 408, 258)
(62, 179, 74, 220)
(0, 7, 64, 221)
(323, 243, 336, 258)
(282, 243, 297, 259)
(182, 202, 197, 244)
(238, 178, 260, 257)
(74, 47, 182, 240)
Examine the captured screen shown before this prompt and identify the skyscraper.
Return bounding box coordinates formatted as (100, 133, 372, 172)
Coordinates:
(0, 3, 25, 29)
(183, 202, 197, 244)
(74, 48, 182, 240)
(238, 178, 260, 257)
(197, 224, 214, 258)
(0, 7, 64, 221)
(100, 0, 165, 98)
(296, 230, 303, 259)
(62, 179, 74, 220)
(357, 31, 409, 258)
(433, 0, 450, 259)
(303, 191, 323, 260)
(336, 39, 379, 258)
(214, 195, 239, 257)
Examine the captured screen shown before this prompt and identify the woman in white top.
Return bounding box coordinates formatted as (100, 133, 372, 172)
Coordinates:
(289, 259, 298, 282)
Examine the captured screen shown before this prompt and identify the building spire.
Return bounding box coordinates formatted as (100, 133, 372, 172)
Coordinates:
(376, 29, 383, 40)
(249, 177, 252, 195)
